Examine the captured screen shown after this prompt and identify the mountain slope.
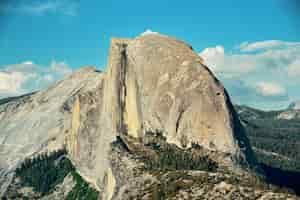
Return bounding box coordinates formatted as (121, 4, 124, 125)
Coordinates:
(236, 105, 300, 172)
(0, 67, 104, 195)
(235, 105, 300, 195)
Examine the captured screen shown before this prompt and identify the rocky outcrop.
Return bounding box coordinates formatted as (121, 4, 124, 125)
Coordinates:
(64, 34, 257, 199)
(107, 136, 299, 200)
(121, 34, 251, 157)
(1, 34, 258, 199)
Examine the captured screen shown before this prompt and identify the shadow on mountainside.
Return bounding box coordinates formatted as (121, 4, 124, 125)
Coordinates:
(262, 163, 300, 196)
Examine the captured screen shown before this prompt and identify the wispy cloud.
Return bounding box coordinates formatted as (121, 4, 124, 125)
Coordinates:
(0, 0, 79, 16)
(0, 60, 72, 98)
(199, 40, 300, 110)
(239, 40, 300, 52)
(255, 82, 287, 98)
(287, 59, 300, 77)
(199, 41, 300, 78)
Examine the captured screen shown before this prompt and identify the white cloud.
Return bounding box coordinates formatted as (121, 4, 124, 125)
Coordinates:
(239, 40, 300, 52)
(140, 29, 159, 36)
(0, 71, 29, 95)
(0, 0, 79, 16)
(287, 59, 300, 77)
(23, 61, 33, 65)
(50, 61, 72, 74)
(199, 45, 257, 78)
(255, 82, 287, 97)
(199, 40, 300, 110)
(199, 40, 300, 78)
(0, 61, 72, 98)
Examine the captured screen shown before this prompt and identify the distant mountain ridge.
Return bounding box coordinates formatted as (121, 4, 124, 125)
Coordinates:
(235, 104, 300, 120)
(288, 101, 300, 110)
(235, 105, 300, 195)
(235, 105, 300, 172)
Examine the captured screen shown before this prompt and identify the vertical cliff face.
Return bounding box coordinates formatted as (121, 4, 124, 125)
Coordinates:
(123, 55, 143, 138)
(101, 38, 143, 138)
(69, 96, 80, 158)
(98, 34, 254, 165)
(64, 39, 138, 198)
(67, 34, 255, 199)
(63, 71, 106, 191)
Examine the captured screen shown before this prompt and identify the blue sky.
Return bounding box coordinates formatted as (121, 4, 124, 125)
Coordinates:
(0, 0, 300, 110)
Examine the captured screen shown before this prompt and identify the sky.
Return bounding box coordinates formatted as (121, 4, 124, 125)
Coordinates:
(0, 0, 300, 110)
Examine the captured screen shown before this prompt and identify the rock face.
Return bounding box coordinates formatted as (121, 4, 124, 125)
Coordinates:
(123, 35, 247, 154)
(66, 34, 256, 197)
(114, 34, 254, 155)
(0, 34, 256, 198)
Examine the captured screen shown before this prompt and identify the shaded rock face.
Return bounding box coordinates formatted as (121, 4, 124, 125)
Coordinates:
(103, 34, 254, 158)
(123, 35, 245, 153)
(67, 34, 256, 198)
(0, 34, 256, 198)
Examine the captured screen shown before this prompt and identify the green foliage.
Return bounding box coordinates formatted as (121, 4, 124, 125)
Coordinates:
(145, 145, 218, 172)
(244, 118, 300, 171)
(235, 105, 300, 172)
(15, 149, 99, 199)
(15, 149, 73, 195)
(142, 130, 218, 172)
(65, 171, 99, 200)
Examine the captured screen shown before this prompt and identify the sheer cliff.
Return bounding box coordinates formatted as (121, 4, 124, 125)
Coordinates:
(65, 34, 257, 197)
